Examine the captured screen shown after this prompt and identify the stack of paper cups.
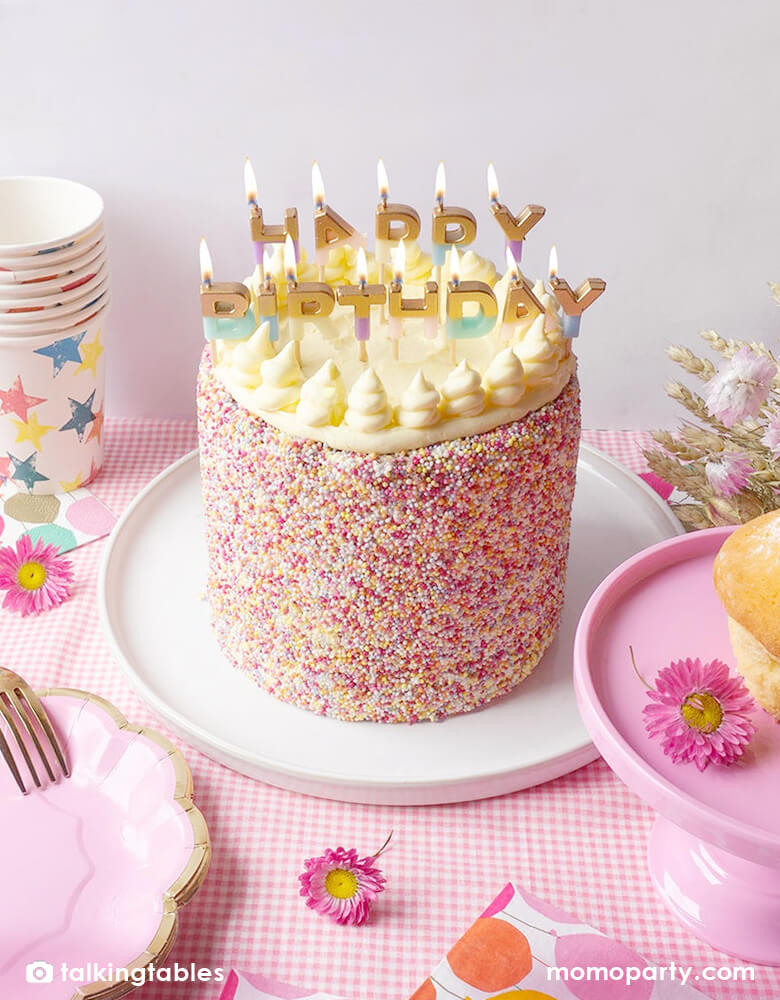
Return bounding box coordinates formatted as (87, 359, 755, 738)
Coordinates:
(0, 177, 109, 494)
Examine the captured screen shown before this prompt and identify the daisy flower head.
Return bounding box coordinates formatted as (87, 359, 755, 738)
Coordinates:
(299, 834, 390, 926)
(0, 535, 73, 616)
(703, 347, 776, 427)
(704, 452, 753, 498)
(640, 655, 757, 771)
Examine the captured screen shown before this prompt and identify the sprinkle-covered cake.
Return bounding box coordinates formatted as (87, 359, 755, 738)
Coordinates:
(197, 162, 603, 722)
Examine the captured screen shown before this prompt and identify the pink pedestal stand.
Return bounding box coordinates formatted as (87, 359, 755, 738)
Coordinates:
(574, 527, 780, 966)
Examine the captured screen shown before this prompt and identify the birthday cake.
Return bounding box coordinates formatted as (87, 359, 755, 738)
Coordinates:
(196, 162, 604, 723)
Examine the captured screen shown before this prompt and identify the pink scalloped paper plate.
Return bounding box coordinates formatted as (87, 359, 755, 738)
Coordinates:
(0, 688, 211, 999)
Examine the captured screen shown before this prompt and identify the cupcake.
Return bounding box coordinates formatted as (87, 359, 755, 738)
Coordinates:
(713, 509, 780, 717)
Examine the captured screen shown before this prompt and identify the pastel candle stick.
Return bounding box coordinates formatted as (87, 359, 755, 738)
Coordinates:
(257, 248, 279, 346)
(245, 157, 300, 271)
(200, 238, 256, 357)
(487, 163, 545, 263)
(431, 161, 477, 270)
(336, 246, 386, 363)
(285, 234, 336, 363)
(445, 245, 498, 361)
(549, 247, 606, 343)
(388, 238, 440, 346)
(387, 241, 404, 359)
(312, 161, 364, 280)
(500, 247, 545, 342)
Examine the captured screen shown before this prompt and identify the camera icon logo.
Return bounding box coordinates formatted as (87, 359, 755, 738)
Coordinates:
(26, 961, 55, 984)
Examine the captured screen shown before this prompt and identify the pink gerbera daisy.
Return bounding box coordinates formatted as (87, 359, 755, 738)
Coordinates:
(299, 834, 390, 926)
(0, 536, 74, 616)
(637, 654, 757, 771)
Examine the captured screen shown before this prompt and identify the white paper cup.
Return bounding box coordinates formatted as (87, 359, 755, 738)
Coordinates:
(0, 231, 105, 274)
(0, 262, 109, 314)
(0, 292, 110, 337)
(0, 177, 104, 256)
(0, 250, 107, 300)
(0, 300, 109, 493)
(0, 242, 106, 290)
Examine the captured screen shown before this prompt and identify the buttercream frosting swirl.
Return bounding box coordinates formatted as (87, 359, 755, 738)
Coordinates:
(514, 315, 560, 385)
(344, 367, 393, 431)
(253, 342, 303, 411)
(440, 360, 486, 417)
(397, 370, 440, 428)
(442, 248, 499, 287)
(227, 321, 276, 388)
(297, 359, 346, 427)
(485, 348, 526, 408)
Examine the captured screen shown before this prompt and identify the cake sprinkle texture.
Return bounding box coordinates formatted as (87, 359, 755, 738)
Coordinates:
(198, 350, 581, 723)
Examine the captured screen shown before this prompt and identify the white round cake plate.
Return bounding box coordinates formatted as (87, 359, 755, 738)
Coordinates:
(98, 445, 682, 806)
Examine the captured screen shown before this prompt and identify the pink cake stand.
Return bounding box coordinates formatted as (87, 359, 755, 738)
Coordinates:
(573, 526, 780, 966)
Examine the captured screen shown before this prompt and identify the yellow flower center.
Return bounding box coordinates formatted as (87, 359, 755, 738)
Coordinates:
(17, 561, 47, 591)
(681, 692, 723, 733)
(325, 868, 358, 899)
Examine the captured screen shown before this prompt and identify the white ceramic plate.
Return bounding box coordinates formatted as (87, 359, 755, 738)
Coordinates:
(99, 445, 682, 805)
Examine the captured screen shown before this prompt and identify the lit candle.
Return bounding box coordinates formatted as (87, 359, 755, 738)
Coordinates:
(244, 157, 299, 275)
(312, 161, 364, 280)
(285, 234, 336, 363)
(375, 158, 421, 289)
(500, 247, 545, 342)
(257, 248, 279, 346)
(446, 245, 498, 361)
(336, 246, 386, 363)
(388, 238, 440, 349)
(200, 238, 256, 358)
(549, 248, 606, 341)
(487, 163, 545, 263)
(431, 161, 477, 272)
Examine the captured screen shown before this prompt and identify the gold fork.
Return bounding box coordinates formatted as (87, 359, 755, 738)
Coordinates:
(0, 667, 70, 794)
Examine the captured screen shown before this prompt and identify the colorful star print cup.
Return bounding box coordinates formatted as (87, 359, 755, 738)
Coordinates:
(0, 302, 109, 494)
(0, 177, 109, 493)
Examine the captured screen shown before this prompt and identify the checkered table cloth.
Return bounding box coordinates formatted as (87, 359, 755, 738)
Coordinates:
(3, 421, 777, 1000)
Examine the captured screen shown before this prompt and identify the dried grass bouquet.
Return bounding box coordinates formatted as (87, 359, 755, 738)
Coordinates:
(644, 288, 780, 530)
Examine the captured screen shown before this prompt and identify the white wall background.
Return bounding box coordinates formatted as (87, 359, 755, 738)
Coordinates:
(2, 0, 779, 427)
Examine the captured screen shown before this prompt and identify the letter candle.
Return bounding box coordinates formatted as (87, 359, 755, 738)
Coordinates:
(257, 249, 279, 347)
(375, 158, 422, 289)
(244, 158, 299, 279)
(312, 161, 364, 281)
(446, 245, 498, 362)
(500, 247, 545, 343)
(487, 163, 545, 263)
(388, 239, 439, 354)
(285, 234, 336, 364)
(549, 266, 606, 341)
(336, 246, 386, 363)
(431, 160, 477, 275)
(200, 238, 256, 360)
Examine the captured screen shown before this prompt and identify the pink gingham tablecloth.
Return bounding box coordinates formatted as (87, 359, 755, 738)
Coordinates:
(3, 420, 778, 1000)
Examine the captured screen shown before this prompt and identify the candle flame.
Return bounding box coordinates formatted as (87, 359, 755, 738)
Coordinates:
(393, 238, 406, 283)
(263, 248, 273, 285)
(244, 157, 258, 206)
(284, 234, 297, 284)
(435, 160, 446, 205)
(449, 244, 460, 285)
(505, 246, 519, 282)
(199, 237, 213, 285)
(549, 245, 558, 278)
(487, 162, 499, 204)
(377, 158, 389, 203)
(312, 161, 325, 210)
(357, 246, 368, 287)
